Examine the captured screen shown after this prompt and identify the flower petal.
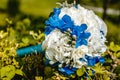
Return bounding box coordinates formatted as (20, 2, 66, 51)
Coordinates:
(53, 8, 61, 14)
(58, 67, 76, 75)
(62, 14, 72, 23)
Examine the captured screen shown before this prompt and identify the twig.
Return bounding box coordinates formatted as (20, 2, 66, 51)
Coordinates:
(107, 49, 120, 65)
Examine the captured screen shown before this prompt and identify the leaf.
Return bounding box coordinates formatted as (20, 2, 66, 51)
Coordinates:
(23, 18, 31, 27)
(88, 70, 93, 76)
(92, 63, 105, 74)
(22, 38, 29, 44)
(44, 66, 52, 77)
(109, 42, 114, 49)
(60, 75, 68, 80)
(2, 78, 11, 80)
(1, 65, 15, 79)
(109, 42, 120, 52)
(117, 52, 120, 58)
(103, 74, 110, 80)
(35, 76, 43, 80)
(76, 66, 85, 76)
(15, 69, 23, 76)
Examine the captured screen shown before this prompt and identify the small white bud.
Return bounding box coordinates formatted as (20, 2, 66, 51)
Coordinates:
(58, 64, 62, 68)
(49, 61, 55, 65)
(72, 35, 77, 40)
(67, 28, 71, 32)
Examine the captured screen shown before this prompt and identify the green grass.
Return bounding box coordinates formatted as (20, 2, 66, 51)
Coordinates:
(0, 0, 59, 26)
(20, 0, 59, 17)
(0, 0, 7, 9)
(0, 13, 8, 27)
(105, 20, 120, 44)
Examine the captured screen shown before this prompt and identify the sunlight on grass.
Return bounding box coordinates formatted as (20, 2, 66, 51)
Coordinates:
(0, 13, 8, 26)
(0, 0, 7, 9)
(105, 20, 120, 44)
(20, 0, 58, 17)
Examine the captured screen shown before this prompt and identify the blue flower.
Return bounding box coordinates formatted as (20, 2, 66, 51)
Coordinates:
(85, 55, 105, 66)
(76, 39, 88, 48)
(44, 26, 54, 35)
(99, 57, 105, 64)
(45, 8, 65, 35)
(60, 15, 74, 32)
(71, 24, 87, 36)
(53, 8, 61, 15)
(45, 14, 64, 27)
(87, 57, 96, 66)
(71, 24, 91, 48)
(58, 66, 76, 75)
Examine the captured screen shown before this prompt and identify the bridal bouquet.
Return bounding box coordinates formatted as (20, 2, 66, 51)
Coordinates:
(42, 2, 107, 75)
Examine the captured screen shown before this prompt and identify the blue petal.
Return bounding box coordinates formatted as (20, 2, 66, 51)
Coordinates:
(56, 20, 65, 30)
(71, 26, 78, 36)
(62, 14, 72, 23)
(76, 40, 81, 48)
(85, 55, 105, 66)
(71, 24, 89, 38)
(45, 20, 50, 25)
(92, 70, 95, 74)
(52, 62, 60, 66)
(80, 39, 88, 45)
(78, 32, 85, 39)
(71, 67, 77, 71)
(49, 15, 60, 26)
(87, 58, 96, 66)
(94, 57, 99, 63)
(76, 39, 88, 48)
(84, 32, 91, 38)
(85, 55, 89, 59)
(44, 26, 54, 35)
(53, 8, 61, 14)
(79, 58, 86, 62)
(100, 30, 104, 35)
(85, 56, 96, 66)
(45, 59, 50, 65)
(80, 24, 87, 31)
(61, 23, 72, 32)
(99, 57, 105, 64)
(58, 67, 76, 75)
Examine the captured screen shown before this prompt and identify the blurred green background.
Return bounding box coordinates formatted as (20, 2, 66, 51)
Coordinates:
(0, 0, 120, 44)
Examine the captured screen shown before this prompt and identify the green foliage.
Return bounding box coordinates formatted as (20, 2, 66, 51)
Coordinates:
(0, 18, 45, 79)
(109, 42, 120, 52)
(103, 42, 120, 80)
(0, 29, 24, 79)
(35, 76, 43, 80)
(76, 66, 86, 76)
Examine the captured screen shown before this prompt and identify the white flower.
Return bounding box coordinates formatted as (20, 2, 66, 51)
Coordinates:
(42, 29, 73, 64)
(43, 3, 107, 68)
(71, 45, 88, 68)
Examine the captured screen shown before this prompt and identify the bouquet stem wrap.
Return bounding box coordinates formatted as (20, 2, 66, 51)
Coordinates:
(16, 44, 43, 57)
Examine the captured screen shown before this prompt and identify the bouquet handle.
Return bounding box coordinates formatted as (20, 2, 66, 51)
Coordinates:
(16, 44, 43, 57)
